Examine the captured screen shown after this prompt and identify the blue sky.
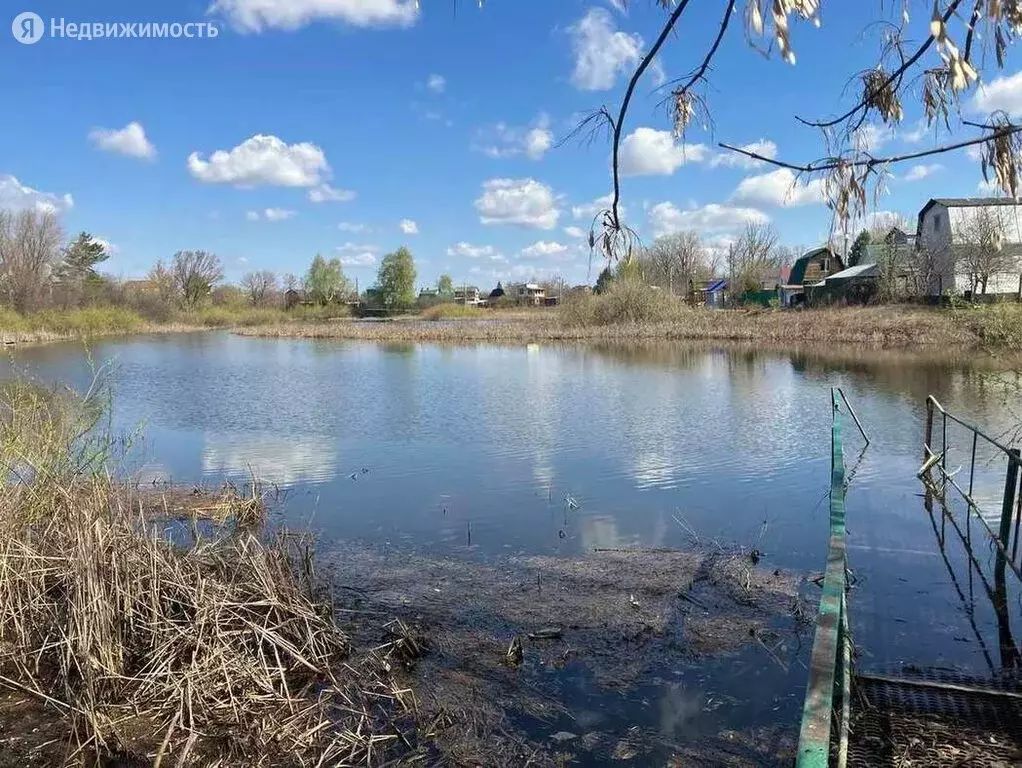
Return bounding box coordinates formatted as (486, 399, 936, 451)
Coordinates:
(2, 0, 1020, 289)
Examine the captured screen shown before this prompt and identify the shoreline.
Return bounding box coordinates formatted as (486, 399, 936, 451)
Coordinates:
(3, 304, 1021, 354)
(236, 305, 989, 349)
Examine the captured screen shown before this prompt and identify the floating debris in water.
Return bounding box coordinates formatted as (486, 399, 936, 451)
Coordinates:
(348, 473, 358, 481)
(549, 731, 577, 744)
(564, 495, 580, 510)
(528, 627, 563, 641)
(506, 635, 523, 665)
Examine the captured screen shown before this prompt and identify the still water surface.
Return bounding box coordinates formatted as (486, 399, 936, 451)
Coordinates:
(5, 332, 1022, 755)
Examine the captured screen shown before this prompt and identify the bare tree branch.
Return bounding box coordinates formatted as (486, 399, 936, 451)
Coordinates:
(795, 0, 966, 129)
(661, 0, 737, 95)
(719, 124, 1022, 173)
(609, 0, 695, 233)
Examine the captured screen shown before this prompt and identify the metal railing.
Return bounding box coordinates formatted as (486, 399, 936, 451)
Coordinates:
(796, 387, 865, 768)
(923, 396, 1022, 583)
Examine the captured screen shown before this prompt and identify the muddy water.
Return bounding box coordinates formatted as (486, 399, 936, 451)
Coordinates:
(5, 333, 1022, 763)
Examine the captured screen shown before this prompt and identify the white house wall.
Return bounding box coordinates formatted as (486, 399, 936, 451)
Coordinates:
(919, 202, 1022, 296)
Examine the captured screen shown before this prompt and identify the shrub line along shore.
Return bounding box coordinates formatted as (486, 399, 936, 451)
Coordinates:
(4, 297, 1022, 350)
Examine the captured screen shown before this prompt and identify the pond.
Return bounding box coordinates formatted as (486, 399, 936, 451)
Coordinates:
(4, 332, 1022, 763)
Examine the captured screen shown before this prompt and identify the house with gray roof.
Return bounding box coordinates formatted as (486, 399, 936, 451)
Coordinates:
(916, 198, 1022, 296)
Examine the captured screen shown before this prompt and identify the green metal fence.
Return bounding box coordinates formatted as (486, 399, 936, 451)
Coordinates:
(796, 388, 867, 768)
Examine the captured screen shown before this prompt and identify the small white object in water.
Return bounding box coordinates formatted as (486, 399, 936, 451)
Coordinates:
(629, 594, 640, 608)
(564, 495, 579, 510)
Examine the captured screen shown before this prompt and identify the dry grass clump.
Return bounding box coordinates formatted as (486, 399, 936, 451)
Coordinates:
(420, 303, 485, 321)
(240, 303, 982, 348)
(560, 281, 686, 326)
(0, 379, 414, 765)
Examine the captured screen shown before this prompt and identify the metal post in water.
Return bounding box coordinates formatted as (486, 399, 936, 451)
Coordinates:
(924, 398, 934, 462)
(836, 388, 870, 446)
(969, 431, 978, 501)
(999, 449, 1020, 553)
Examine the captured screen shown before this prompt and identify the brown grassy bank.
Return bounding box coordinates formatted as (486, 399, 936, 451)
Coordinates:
(237, 304, 1000, 348)
(0, 306, 309, 346)
(0, 380, 419, 766)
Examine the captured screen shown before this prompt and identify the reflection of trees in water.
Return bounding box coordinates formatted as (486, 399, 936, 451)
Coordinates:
(574, 342, 709, 372)
(380, 341, 416, 357)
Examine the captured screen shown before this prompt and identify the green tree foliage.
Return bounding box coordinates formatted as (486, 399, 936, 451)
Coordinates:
(437, 274, 453, 295)
(848, 230, 871, 268)
(377, 247, 417, 308)
(594, 266, 615, 294)
(304, 255, 350, 305)
(55, 232, 108, 283)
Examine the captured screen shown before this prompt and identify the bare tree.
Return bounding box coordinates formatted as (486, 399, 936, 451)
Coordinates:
(0, 208, 63, 313)
(573, 1, 1022, 265)
(241, 270, 278, 305)
(282, 272, 299, 292)
(953, 207, 1020, 294)
(640, 232, 704, 296)
(726, 223, 780, 296)
(171, 250, 223, 308)
(145, 259, 178, 305)
(539, 275, 569, 298)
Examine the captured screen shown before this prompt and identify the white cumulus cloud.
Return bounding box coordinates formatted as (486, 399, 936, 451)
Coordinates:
(446, 242, 505, 261)
(731, 168, 826, 207)
(973, 71, 1022, 116)
(710, 139, 777, 169)
(619, 128, 708, 176)
(88, 121, 156, 160)
(564, 226, 587, 239)
(649, 202, 769, 239)
(852, 123, 893, 153)
(337, 221, 368, 233)
(568, 8, 642, 91)
(308, 183, 356, 202)
(520, 241, 570, 260)
(571, 193, 628, 222)
(210, 0, 419, 32)
(188, 134, 330, 187)
(336, 242, 380, 266)
(475, 178, 559, 229)
(427, 74, 446, 94)
(903, 163, 942, 182)
(399, 218, 419, 234)
(246, 208, 296, 221)
(475, 114, 554, 161)
(0, 175, 74, 214)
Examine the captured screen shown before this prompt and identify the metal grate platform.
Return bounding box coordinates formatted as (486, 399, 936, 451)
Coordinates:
(846, 667, 1022, 767)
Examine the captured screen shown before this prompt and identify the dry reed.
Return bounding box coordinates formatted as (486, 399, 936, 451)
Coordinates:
(237, 304, 984, 348)
(0, 379, 415, 766)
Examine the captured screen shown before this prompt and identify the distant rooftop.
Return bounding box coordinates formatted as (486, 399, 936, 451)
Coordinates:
(927, 197, 1021, 208)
